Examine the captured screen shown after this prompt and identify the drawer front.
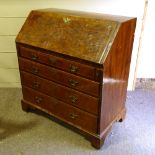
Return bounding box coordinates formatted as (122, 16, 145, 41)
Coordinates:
(22, 86, 97, 133)
(20, 71, 99, 115)
(19, 46, 96, 80)
(19, 58, 100, 97)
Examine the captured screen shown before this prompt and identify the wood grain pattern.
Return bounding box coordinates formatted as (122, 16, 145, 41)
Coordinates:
(16, 8, 136, 149)
(20, 71, 99, 115)
(18, 58, 100, 97)
(22, 86, 98, 133)
(16, 8, 121, 63)
(18, 45, 96, 80)
(99, 19, 137, 133)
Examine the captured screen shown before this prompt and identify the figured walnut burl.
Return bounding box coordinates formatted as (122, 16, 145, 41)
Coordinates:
(16, 8, 137, 149)
(16, 10, 119, 63)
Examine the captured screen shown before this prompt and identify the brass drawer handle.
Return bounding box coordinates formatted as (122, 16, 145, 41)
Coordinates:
(49, 57, 57, 65)
(68, 79, 79, 87)
(69, 65, 79, 73)
(32, 81, 40, 89)
(31, 67, 39, 74)
(69, 95, 78, 103)
(31, 54, 38, 60)
(35, 96, 42, 104)
(69, 113, 78, 119)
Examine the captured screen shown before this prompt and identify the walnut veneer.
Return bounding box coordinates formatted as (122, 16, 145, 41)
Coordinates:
(16, 8, 136, 149)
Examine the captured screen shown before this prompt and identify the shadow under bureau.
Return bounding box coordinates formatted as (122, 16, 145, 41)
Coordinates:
(16, 8, 136, 149)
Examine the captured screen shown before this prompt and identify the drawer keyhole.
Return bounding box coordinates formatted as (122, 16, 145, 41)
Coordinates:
(49, 57, 57, 65)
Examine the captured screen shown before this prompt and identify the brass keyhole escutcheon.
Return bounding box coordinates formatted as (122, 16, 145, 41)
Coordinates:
(63, 17, 71, 24)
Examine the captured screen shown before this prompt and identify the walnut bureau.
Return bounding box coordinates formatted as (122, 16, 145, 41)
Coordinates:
(16, 8, 136, 149)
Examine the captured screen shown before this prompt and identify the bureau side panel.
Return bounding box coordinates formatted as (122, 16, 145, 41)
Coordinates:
(99, 19, 136, 133)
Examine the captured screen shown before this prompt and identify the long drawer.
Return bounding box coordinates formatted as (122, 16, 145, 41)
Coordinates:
(19, 46, 96, 80)
(19, 57, 100, 97)
(20, 71, 99, 115)
(22, 86, 97, 133)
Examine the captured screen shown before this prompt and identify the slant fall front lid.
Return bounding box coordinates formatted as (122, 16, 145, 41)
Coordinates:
(16, 8, 132, 64)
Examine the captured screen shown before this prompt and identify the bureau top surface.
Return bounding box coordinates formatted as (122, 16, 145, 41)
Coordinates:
(16, 8, 135, 64)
